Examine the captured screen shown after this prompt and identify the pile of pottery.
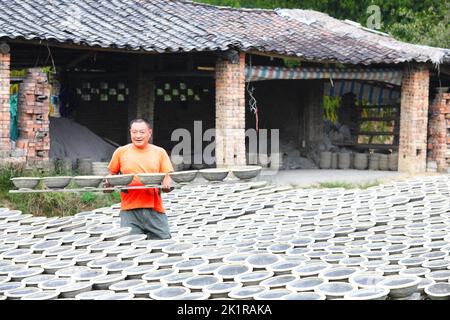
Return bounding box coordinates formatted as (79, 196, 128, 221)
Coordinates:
(9, 166, 262, 191)
(319, 151, 398, 171)
(1, 174, 450, 300)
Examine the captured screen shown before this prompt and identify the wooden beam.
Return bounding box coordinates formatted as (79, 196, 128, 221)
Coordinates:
(358, 117, 399, 122)
(355, 131, 399, 136)
(246, 50, 341, 65)
(65, 51, 96, 69)
(438, 65, 450, 76)
(354, 144, 398, 150)
(152, 71, 214, 78)
(8, 38, 160, 55)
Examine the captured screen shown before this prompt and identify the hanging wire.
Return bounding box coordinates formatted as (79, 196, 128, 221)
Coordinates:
(246, 55, 259, 131)
(46, 44, 56, 73)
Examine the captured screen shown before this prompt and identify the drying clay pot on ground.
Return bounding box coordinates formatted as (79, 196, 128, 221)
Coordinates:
(21, 290, 60, 300)
(424, 283, 450, 300)
(253, 289, 295, 300)
(227, 285, 266, 300)
(150, 286, 190, 300)
(344, 287, 389, 300)
(129, 283, 167, 298)
(378, 276, 421, 298)
(244, 254, 281, 270)
(283, 292, 326, 300)
(315, 282, 357, 299)
(2, 175, 450, 300)
(203, 282, 243, 299)
(91, 274, 127, 290)
(75, 290, 115, 300)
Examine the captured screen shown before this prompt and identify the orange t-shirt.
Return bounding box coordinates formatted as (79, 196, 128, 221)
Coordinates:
(108, 143, 174, 213)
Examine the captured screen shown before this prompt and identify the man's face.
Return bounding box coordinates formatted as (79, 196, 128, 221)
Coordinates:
(130, 122, 152, 148)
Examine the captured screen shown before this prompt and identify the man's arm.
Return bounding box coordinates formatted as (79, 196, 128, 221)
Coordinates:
(160, 150, 174, 193)
(104, 148, 121, 192)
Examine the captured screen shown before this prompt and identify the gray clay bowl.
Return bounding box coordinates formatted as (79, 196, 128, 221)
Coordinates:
(10, 177, 41, 189)
(231, 166, 262, 180)
(21, 290, 60, 300)
(105, 174, 134, 186)
(91, 274, 126, 290)
(182, 275, 221, 290)
(316, 282, 357, 299)
(73, 176, 104, 188)
(75, 290, 115, 300)
(286, 277, 327, 292)
(344, 287, 389, 300)
(378, 276, 421, 298)
(168, 170, 198, 183)
(253, 289, 293, 300)
(227, 286, 267, 300)
(424, 283, 450, 300)
(137, 173, 166, 185)
(4, 287, 42, 300)
(199, 169, 229, 181)
(129, 283, 167, 297)
(42, 176, 72, 189)
(234, 271, 274, 286)
(283, 292, 326, 300)
(59, 282, 93, 298)
(94, 292, 134, 300)
(150, 286, 190, 300)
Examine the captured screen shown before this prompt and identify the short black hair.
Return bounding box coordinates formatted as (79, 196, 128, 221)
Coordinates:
(129, 118, 151, 129)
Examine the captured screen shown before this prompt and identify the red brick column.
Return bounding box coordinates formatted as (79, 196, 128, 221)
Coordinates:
(0, 53, 11, 158)
(17, 68, 50, 168)
(427, 93, 450, 172)
(398, 66, 430, 173)
(215, 52, 246, 167)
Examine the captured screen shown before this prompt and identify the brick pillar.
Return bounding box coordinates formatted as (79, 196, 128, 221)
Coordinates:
(215, 52, 246, 167)
(17, 68, 50, 168)
(305, 80, 324, 148)
(128, 56, 155, 143)
(398, 66, 429, 173)
(427, 93, 450, 172)
(0, 52, 11, 158)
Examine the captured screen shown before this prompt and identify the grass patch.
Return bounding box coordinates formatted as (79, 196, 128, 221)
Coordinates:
(312, 180, 381, 190)
(0, 165, 120, 217)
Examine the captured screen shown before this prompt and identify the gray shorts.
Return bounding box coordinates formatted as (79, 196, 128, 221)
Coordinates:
(119, 208, 171, 240)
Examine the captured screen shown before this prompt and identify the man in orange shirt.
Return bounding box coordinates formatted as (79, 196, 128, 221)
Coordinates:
(107, 118, 174, 239)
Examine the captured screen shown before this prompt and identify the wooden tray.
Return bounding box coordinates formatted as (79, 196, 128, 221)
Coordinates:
(8, 185, 170, 194)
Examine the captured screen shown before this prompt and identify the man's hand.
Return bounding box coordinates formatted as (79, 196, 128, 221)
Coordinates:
(103, 180, 113, 193)
(161, 174, 173, 193)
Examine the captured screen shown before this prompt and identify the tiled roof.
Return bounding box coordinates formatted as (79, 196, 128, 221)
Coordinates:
(0, 0, 447, 65)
